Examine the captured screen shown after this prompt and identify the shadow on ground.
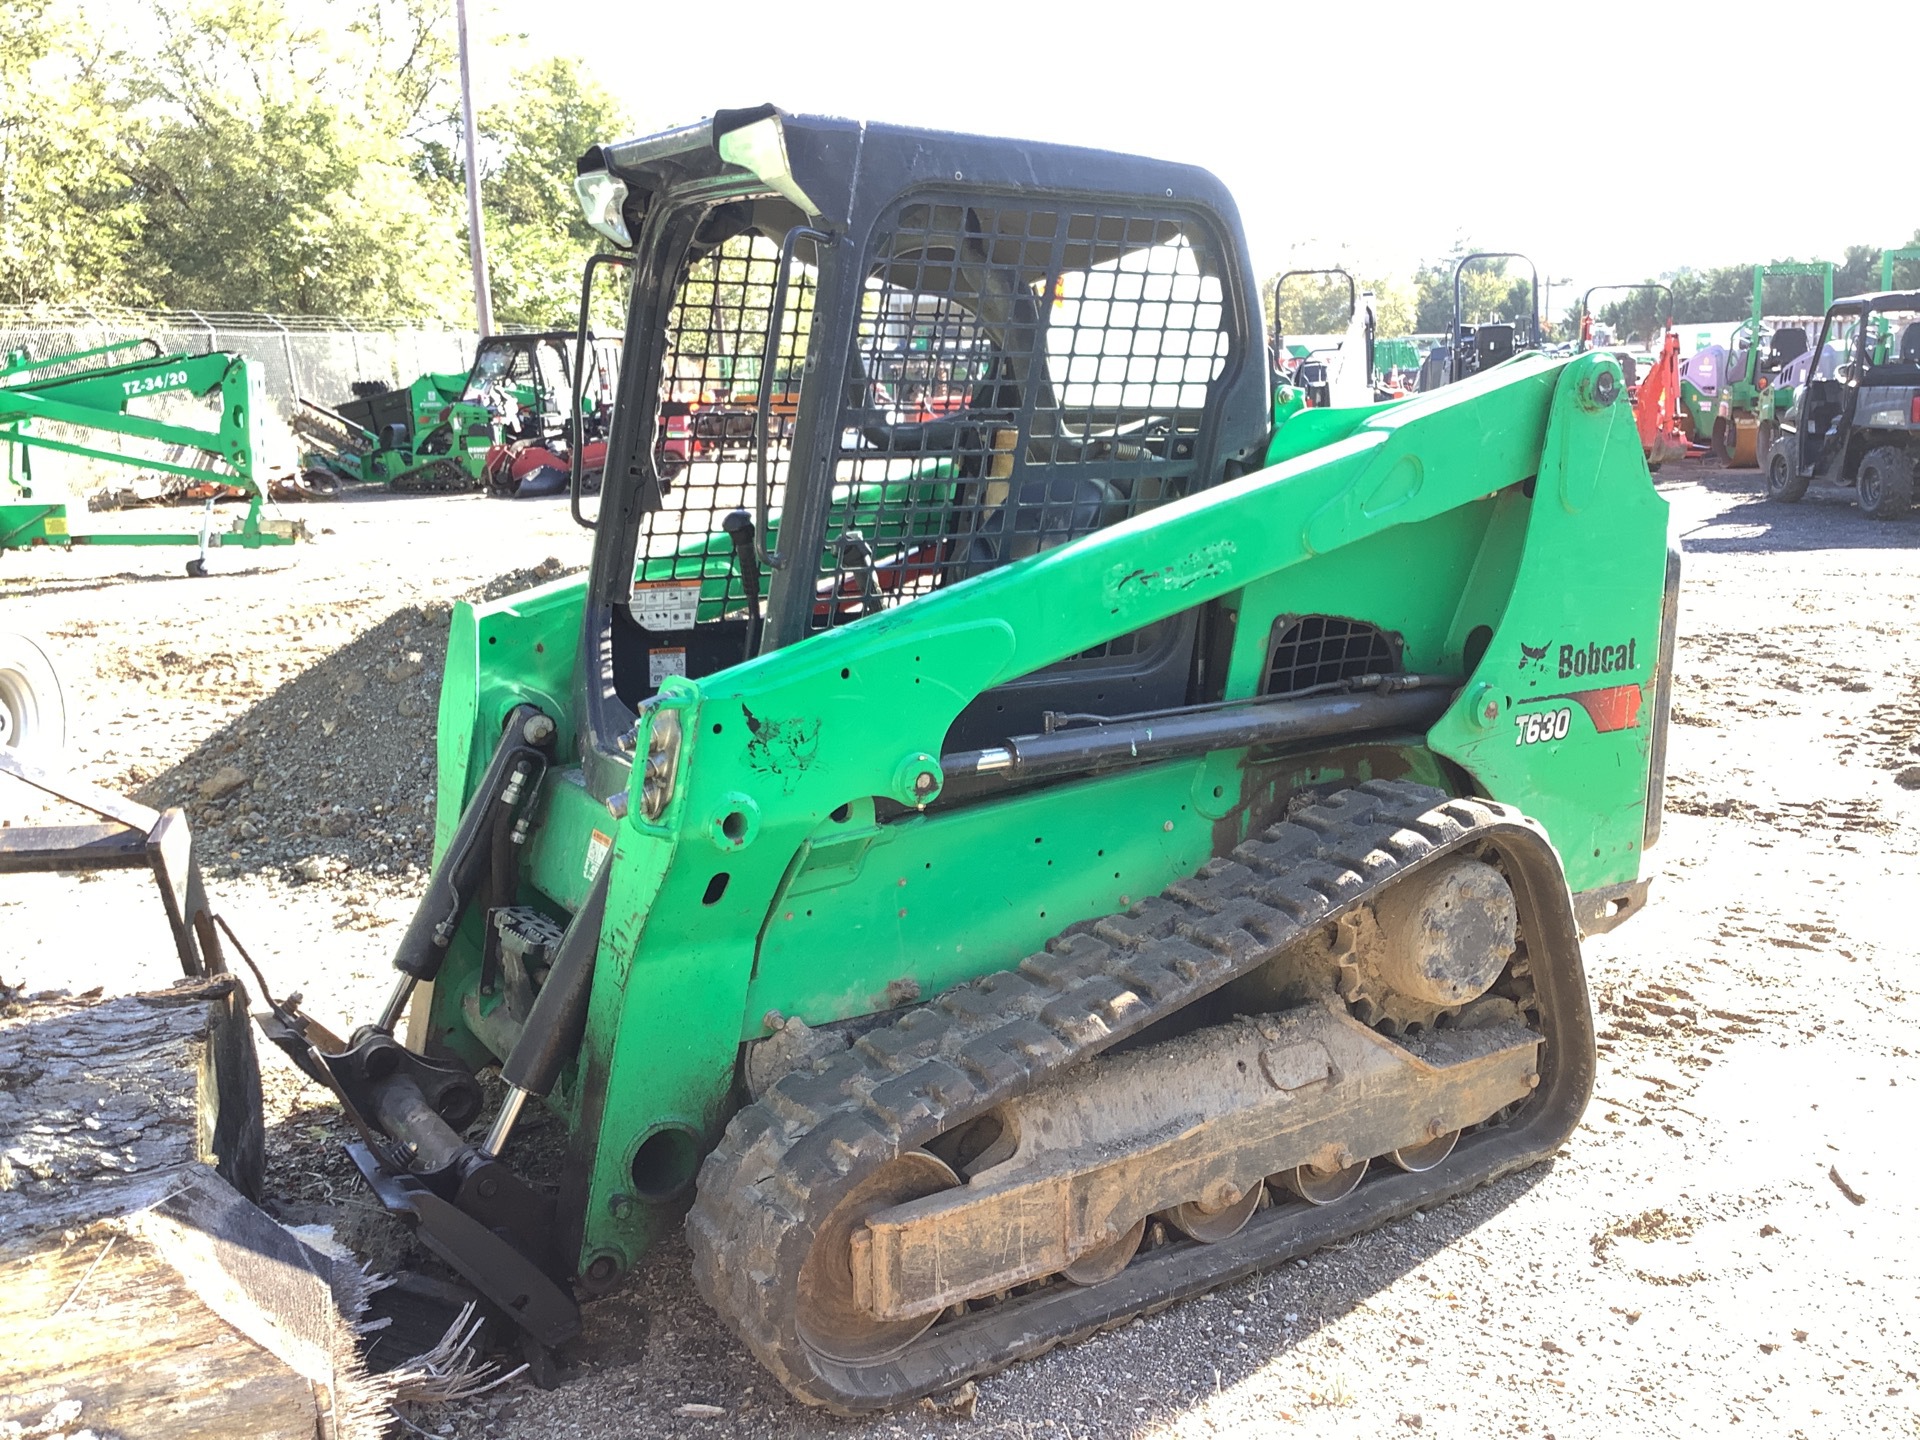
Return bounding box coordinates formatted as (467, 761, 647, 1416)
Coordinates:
(1671, 468, 1920, 554)
(458, 1163, 1556, 1439)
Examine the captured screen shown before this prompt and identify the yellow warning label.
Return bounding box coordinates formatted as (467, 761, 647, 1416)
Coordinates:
(43, 515, 68, 536)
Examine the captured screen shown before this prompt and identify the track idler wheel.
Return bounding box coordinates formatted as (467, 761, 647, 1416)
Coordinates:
(795, 1151, 958, 1364)
(1388, 1129, 1461, 1172)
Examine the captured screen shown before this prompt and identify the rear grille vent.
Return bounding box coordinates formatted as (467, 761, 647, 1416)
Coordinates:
(1262, 615, 1400, 695)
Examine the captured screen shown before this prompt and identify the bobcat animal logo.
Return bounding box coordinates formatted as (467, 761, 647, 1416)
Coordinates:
(1519, 642, 1549, 671)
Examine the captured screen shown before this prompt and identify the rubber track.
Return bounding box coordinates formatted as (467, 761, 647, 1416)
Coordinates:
(688, 779, 1551, 1410)
(392, 461, 479, 494)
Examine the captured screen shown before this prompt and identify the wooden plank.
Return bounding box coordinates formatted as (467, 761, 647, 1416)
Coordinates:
(0, 980, 394, 1439)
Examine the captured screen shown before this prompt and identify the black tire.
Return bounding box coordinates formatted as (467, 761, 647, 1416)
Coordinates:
(1856, 445, 1915, 521)
(1765, 433, 1809, 503)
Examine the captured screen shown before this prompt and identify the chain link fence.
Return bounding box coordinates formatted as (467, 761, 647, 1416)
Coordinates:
(1, 305, 544, 483)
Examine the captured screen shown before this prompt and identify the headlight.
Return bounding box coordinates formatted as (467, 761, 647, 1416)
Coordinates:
(574, 170, 631, 247)
(640, 707, 682, 820)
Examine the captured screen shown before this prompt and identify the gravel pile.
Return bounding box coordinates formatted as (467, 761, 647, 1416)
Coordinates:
(135, 556, 582, 899)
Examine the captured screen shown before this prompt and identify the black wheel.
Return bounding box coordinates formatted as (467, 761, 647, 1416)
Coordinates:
(1857, 445, 1915, 521)
(185, 558, 208, 578)
(1765, 433, 1809, 503)
(1710, 418, 1735, 465)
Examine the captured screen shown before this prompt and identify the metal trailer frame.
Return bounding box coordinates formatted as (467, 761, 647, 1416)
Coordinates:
(0, 747, 225, 978)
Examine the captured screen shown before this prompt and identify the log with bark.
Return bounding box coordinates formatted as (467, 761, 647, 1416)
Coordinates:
(0, 976, 397, 1439)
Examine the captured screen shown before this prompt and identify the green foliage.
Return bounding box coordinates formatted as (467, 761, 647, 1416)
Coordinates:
(0, 0, 147, 306)
(125, 0, 469, 316)
(1594, 233, 1920, 338)
(1413, 245, 1535, 335)
(1260, 267, 1414, 340)
(0, 0, 630, 323)
(471, 57, 629, 328)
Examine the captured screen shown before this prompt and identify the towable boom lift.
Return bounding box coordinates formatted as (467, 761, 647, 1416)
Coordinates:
(1, 339, 299, 574)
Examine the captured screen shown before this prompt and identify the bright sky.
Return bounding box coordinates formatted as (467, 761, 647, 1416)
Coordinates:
(481, 0, 1917, 312)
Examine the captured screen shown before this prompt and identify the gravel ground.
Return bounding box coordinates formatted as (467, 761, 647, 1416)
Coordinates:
(2, 470, 1916, 1440)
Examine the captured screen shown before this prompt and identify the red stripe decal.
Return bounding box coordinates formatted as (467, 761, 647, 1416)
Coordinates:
(1567, 684, 1643, 733)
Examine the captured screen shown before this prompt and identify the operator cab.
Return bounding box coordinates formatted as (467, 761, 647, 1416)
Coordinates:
(464, 335, 570, 436)
(573, 108, 1272, 761)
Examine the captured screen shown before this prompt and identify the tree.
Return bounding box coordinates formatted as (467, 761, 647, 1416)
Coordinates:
(122, 0, 468, 317)
(0, 0, 146, 306)
(1595, 234, 1920, 338)
(466, 57, 630, 328)
(1261, 265, 1415, 340)
(1413, 245, 1536, 335)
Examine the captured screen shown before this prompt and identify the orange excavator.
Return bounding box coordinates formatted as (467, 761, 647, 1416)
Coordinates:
(1581, 284, 1689, 471)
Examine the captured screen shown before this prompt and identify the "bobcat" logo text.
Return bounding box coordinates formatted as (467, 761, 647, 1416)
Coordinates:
(1559, 638, 1638, 679)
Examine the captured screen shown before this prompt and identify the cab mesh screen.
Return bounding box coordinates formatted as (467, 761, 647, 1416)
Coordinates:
(632, 231, 817, 613)
(814, 198, 1233, 630)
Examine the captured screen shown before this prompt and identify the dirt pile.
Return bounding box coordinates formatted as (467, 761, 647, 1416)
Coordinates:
(132, 555, 582, 895)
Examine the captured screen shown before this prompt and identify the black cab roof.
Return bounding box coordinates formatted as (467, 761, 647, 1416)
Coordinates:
(1829, 290, 1920, 313)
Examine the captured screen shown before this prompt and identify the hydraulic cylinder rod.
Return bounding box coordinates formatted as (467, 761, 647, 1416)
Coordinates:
(940, 680, 1457, 802)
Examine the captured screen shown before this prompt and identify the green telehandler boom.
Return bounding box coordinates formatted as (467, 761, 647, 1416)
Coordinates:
(1, 339, 300, 574)
(255, 106, 1678, 1411)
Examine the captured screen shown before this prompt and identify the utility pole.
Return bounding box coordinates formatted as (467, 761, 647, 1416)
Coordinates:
(455, 0, 493, 337)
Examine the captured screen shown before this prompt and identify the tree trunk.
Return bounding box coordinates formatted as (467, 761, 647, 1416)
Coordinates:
(0, 978, 394, 1439)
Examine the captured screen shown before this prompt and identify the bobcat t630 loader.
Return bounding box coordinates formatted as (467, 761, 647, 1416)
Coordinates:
(263, 106, 1680, 1411)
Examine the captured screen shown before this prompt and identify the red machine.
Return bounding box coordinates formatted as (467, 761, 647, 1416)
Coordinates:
(1581, 285, 1689, 471)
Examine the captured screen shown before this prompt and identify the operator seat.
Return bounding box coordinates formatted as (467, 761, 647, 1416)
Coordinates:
(1765, 327, 1808, 373)
(1899, 322, 1920, 365)
(1476, 324, 1517, 367)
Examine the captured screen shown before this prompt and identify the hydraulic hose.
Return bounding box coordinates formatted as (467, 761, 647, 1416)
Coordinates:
(389, 705, 553, 987)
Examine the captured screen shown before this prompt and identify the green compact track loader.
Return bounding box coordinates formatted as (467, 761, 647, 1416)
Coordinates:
(261, 106, 1680, 1411)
